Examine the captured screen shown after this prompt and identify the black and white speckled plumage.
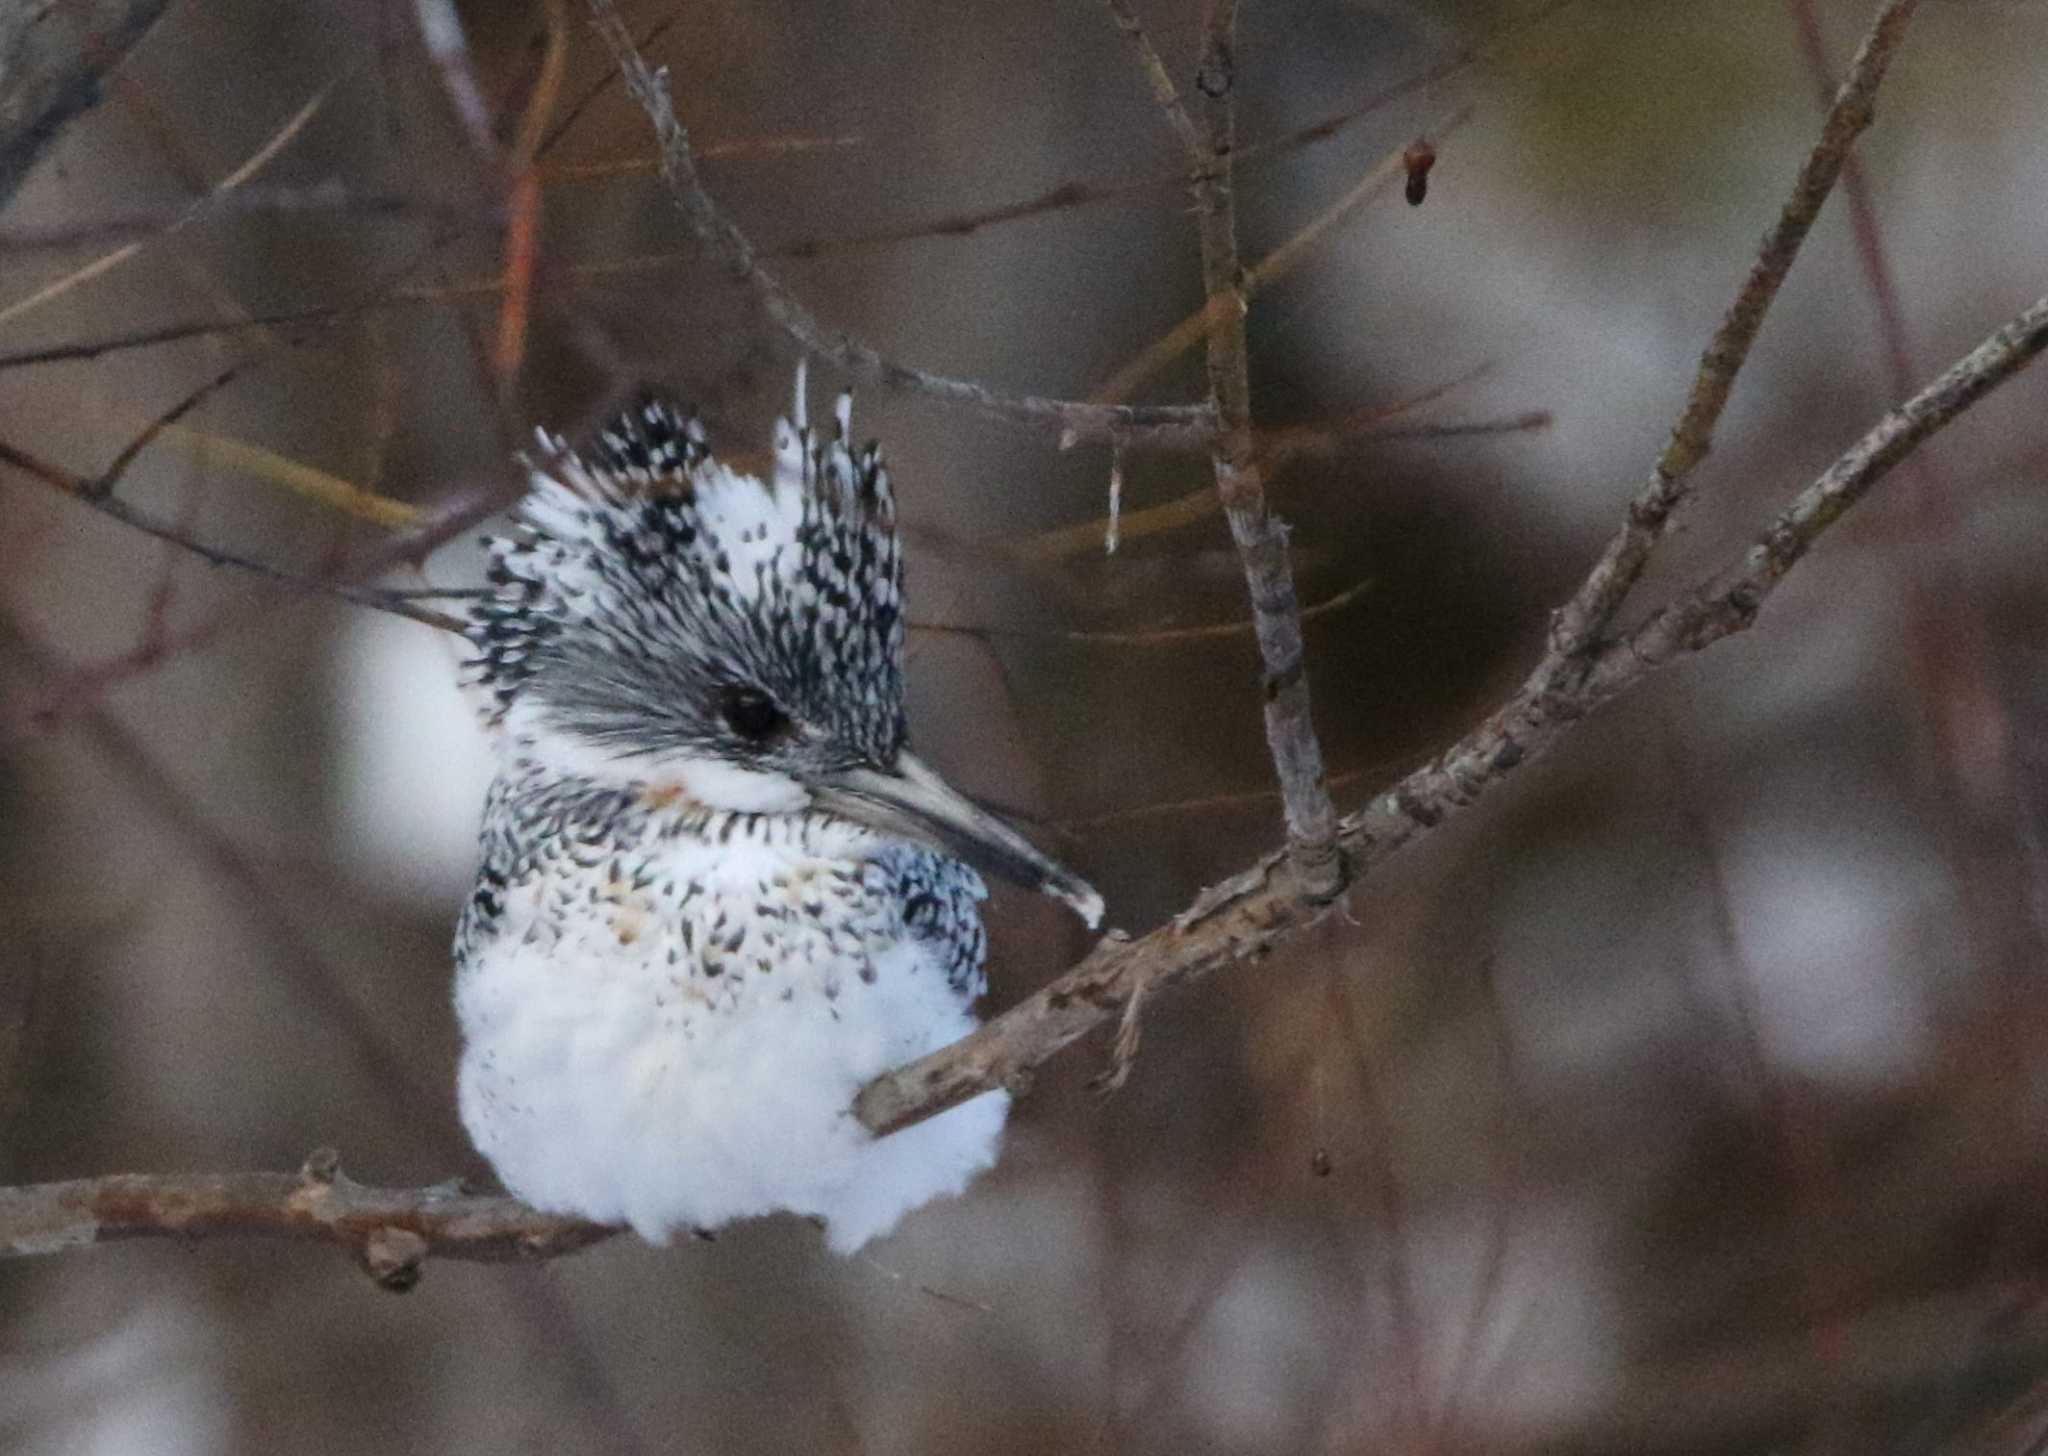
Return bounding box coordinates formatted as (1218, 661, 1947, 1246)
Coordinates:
(456, 391, 987, 992)
(453, 773, 990, 1000)
(450, 385, 1012, 1252)
(467, 395, 907, 767)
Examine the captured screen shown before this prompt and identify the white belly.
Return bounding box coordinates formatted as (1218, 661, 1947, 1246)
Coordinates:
(454, 832, 1005, 1253)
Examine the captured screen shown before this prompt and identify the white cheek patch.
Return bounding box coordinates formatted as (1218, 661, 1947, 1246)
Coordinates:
(503, 698, 810, 814)
(672, 757, 810, 814)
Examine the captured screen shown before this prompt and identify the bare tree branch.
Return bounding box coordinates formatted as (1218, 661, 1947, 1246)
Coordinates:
(1183, 0, 1344, 897)
(0, 1160, 615, 1290)
(1537, 0, 1920, 671)
(854, 283, 2048, 1136)
(1099, 0, 1204, 159)
(582, 0, 1214, 449)
(1604, 290, 2048, 675)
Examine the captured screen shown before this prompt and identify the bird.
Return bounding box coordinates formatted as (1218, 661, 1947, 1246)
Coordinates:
(452, 371, 1102, 1253)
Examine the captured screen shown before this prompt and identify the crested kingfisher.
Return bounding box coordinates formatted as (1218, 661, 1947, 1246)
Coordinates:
(452, 373, 1101, 1252)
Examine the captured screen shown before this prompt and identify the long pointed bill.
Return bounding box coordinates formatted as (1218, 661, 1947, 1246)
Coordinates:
(809, 752, 1104, 928)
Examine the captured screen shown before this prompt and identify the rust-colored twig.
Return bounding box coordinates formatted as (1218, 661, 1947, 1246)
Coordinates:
(492, 0, 570, 383)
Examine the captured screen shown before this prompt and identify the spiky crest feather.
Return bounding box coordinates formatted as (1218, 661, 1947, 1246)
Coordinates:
(465, 389, 907, 765)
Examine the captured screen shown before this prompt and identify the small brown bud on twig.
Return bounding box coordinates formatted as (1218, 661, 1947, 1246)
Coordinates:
(1402, 138, 1437, 206)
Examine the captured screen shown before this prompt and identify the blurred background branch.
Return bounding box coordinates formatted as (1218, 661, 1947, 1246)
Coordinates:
(0, 0, 172, 208)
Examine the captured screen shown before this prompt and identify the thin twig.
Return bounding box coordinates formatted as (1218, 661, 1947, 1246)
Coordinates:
(1537, 0, 1921, 670)
(769, 0, 1576, 262)
(492, 0, 571, 383)
(908, 574, 1372, 649)
(544, 133, 864, 182)
(159, 425, 423, 528)
(1087, 107, 1472, 413)
(1098, 1, 1204, 158)
(0, 438, 467, 632)
(582, 0, 1213, 449)
(1055, 763, 1382, 834)
(539, 10, 679, 154)
(0, 186, 487, 249)
(0, 74, 340, 331)
(1018, 362, 1530, 561)
(1184, 0, 1344, 897)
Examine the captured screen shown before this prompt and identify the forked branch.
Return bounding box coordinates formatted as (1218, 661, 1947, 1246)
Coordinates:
(855, 283, 2048, 1134)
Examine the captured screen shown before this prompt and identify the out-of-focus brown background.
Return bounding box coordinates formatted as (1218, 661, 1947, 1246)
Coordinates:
(4, 0, 2048, 1451)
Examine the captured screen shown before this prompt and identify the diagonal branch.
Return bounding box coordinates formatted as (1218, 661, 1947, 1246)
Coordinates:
(854, 283, 2048, 1135)
(1099, 0, 1204, 157)
(582, 0, 1213, 449)
(0, 438, 466, 631)
(1603, 291, 2048, 676)
(0, 0, 174, 208)
(1537, 0, 1920, 672)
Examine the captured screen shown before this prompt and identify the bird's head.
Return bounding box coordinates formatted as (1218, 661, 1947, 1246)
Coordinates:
(468, 378, 1101, 927)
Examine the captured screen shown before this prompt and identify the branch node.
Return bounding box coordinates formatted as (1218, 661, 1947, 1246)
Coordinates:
(361, 1226, 430, 1292)
(300, 1146, 341, 1184)
(1288, 838, 1347, 905)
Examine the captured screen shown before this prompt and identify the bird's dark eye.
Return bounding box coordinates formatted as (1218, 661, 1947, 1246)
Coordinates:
(720, 686, 789, 744)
